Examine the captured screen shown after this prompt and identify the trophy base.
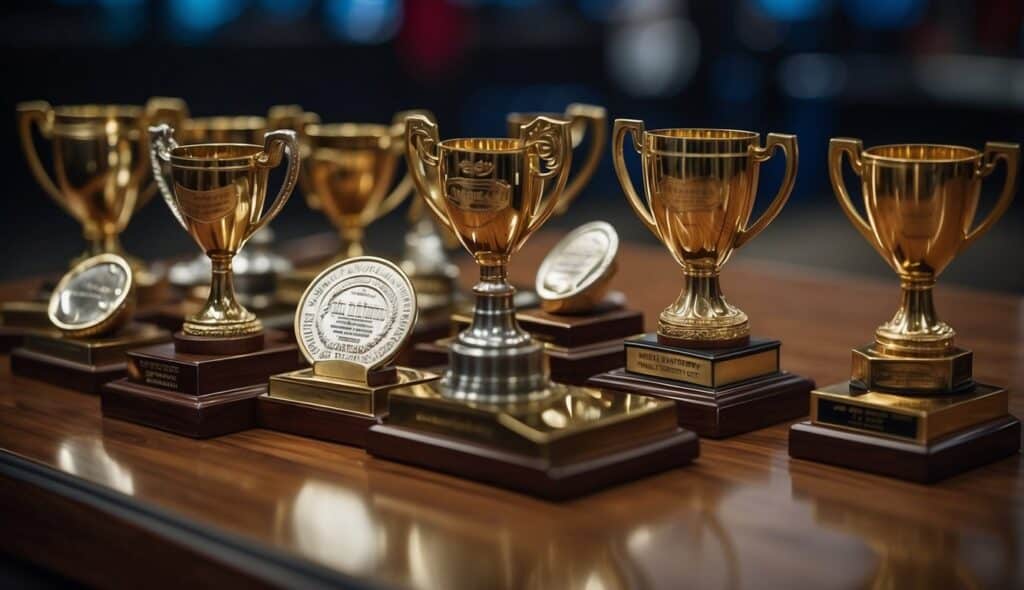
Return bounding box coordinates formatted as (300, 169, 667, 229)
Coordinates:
(173, 330, 266, 356)
(100, 330, 303, 438)
(850, 344, 974, 395)
(789, 416, 1020, 483)
(10, 323, 171, 394)
(365, 381, 698, 500)
(0, 300, 52, 353)
(258, 366, 439, 448)
(589, 368, 812, 438)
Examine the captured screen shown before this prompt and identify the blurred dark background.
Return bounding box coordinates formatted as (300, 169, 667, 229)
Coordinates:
(1, 0, 1022, 292)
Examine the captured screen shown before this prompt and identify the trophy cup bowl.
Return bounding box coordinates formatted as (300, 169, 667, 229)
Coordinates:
(506, 103, 607, 215)
(149, 124, 300, 337)
(303, 111, 426, 260)
(406, 114, 572, 400)
(830, 139, 1019, 356)
(613, 121, 797, 347)
(18, 99, 188, 268)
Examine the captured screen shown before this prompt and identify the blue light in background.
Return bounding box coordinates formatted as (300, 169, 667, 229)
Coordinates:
(168, 0, 244, 40)
(754, 0, 826, 22)
(259, 0, 314, 19)
(326, 0, 402, 44)
(98, 0, 146, 43)
(843, 0, 924, 30)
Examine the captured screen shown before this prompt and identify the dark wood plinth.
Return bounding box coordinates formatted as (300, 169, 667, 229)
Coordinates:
(257, 395, 377, 448)
(101, 330, 303, 438)
(589, 369, 814, 438)
(366, 424, 698, 501)
(517, 302, 643, 348)
(11, 347, 124, 394)
(789, 416, 1021, 483)
(102, 380, 266, 439)
(173, 331, 265, 355)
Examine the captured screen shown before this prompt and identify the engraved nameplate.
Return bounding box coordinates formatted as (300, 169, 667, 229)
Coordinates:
(814, 398, 919, 441)
(175, 184, 238, 223)
(445, 178, 511, 211)
(129, 358, 181, 390)
(625, 343, 778, 388)
(656, 177, 723, 213)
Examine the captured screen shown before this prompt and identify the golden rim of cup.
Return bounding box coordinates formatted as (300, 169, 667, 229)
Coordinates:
(440, 138, 530, 153)
(861, 143, 980, 164)
(307, 122, 391, 138)
(53, 104, 145, 120)
(646, 128, 759, 141)
(169, 143, 264, 166)
(185, 116, 267, 132)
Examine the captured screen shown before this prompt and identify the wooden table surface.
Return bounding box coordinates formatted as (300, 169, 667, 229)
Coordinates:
(1, 233, 1022, 589)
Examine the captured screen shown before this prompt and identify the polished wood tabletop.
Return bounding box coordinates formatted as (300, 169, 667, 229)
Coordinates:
(1, 233, 1021, 589)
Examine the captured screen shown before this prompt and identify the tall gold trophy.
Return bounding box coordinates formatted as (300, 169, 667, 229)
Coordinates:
(364, 115, 697, 500)
(101, 124, 304, 438)
(790, 139, 1021, 482)
(589, 121, 814, 438)
(17, 98, 188, 303)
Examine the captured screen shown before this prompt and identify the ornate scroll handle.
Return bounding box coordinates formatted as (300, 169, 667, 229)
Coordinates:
(612, 119, 659, 238)
(138, 97, 190, 211)
(247, 130, 300, 240)
(829, 137, 888, 260)
(963, 141, 1019, 252)
(359, 109, 436, 225)
(404, 114, 453, 232)
(555, 103, 607, 215)
(17, 101, 67, 212)
(734, 133, 798, 249)
(148, 124, 188, 231)
(521, 116, 572, 236)
(267, 104, 320, 207)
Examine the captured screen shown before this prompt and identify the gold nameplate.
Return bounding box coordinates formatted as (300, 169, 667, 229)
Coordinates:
(810, 383, 1008, 444)
(268, 367, 436, 418)
(851, 345, 973, 393)
(625, 346, 777, 388)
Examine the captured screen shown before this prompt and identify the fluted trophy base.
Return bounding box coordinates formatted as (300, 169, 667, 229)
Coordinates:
(657, 272, 750, 348)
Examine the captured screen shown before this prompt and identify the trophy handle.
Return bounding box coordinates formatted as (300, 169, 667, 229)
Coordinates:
(268, 105, 320, 210)
(17, 101, 68, 211)
(829, 137, 888, 259)
(612, 119, 659, 238)
(735, 133, 798, 249)
(522, 116, 572, 237)
(405, 114, 453, 231)
(138, 97, 190, 211)
(361, 110, 436, 225)
(248, 130, 301, 240)
(148, 124, 188, 230)
(963, 142, 1019, 252)
(554, 103, 607, 215)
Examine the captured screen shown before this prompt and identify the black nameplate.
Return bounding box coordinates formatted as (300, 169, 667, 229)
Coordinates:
(816, 398, 919, 440)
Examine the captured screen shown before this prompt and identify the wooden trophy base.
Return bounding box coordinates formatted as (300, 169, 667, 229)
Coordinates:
(587, 334, 813, 438)
(10, 323, 171, 394)
(366, 382, 699, 500)
(258, 366, 438, 448)
(101, 330, 303, 438)
(789, 416, 1021, 483)
(0, 300, 53, 353)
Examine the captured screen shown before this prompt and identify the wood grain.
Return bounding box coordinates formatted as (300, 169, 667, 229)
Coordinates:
(0, 233, 1022, 589)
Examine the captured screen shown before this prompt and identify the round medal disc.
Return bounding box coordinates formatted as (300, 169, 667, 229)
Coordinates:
(535, 221, 618, 309)
(294, 256, 418, 369)
(48, 253, 135, 338)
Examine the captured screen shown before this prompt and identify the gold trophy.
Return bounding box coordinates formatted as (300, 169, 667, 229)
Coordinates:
(17, 98, 188, 303)
(589, 121, 814, 438)
(790, 139, 1021, 482)
(364, 115, 697, 500)
(276, 110, 432, 304)
(10, 253, 169, 393)
(100, 124, 305, 438)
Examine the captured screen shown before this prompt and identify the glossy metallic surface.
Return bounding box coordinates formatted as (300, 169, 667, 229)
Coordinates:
(535, 221, 618, 313)
(1, 237, 1021, 589)
(47, 253, 134, 338)
(830, 139, 1019, 357)
(406, 115, 571, 400)
(150, 125, 300, 337)
(613, 121, 797, 343)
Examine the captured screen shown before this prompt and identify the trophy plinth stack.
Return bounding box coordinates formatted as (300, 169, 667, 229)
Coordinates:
(101, 125, 304, 438)
(11, 254, 170, 393)
(589, 121, 814, 438)
(365, 115, 697, 500)
(258, 257, 438, 447)
(790, 139, 1021, 482)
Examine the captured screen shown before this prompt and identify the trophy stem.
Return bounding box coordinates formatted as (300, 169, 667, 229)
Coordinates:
(442, 263, 549, 402)
(874, 276, 954, 356)
(336, 227, 365, 260)
(658, 269, 749, 347)
(183, 254, 262, 337)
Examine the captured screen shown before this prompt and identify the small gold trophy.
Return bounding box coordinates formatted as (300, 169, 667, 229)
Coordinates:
(364, 115, 697, 500)
(276, 110, 435, 304)
(589, 121, 814, 438)
(10, 254, 169, 393)
(259, 257, 438, 447)
(790, 139, 1021, 482)
(100, 124, 305, 438)
(17, 98, 188, 303)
